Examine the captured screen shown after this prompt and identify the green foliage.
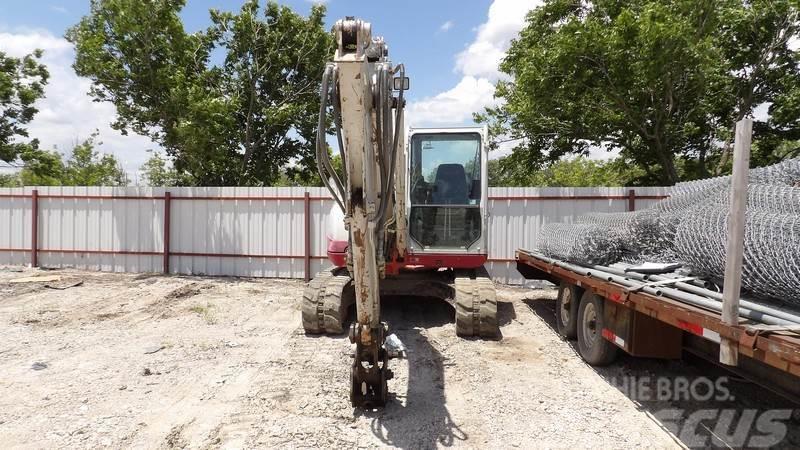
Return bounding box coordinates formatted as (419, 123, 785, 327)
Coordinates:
(489, 155, 646, 187)
(274, 153, 343, 187)
(62, 134, 129, 185)
(67, 0, 334, 186)
(481, 0, 800, 185)
(19, 148, 66, 186)
(139, 151, 189, 186)
(0, 49, 49, 163)
(0, 172, 21, 187)
(15, 134, 128, 186)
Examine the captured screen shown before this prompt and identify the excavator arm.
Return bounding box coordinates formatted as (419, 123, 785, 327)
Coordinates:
(314, 17, 407, 407)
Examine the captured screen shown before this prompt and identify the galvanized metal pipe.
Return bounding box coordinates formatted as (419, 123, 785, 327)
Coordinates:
(594, 264, 800, 324)
(530, 253, 796, 326)
(619, 264, 718, 291)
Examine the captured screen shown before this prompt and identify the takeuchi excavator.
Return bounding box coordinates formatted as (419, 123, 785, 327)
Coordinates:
(302, 17, 498, 407)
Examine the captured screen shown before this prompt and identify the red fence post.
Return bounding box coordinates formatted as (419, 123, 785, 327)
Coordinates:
(304, 191, 311, 282)
(31, 189, 38, 267)
(163, 191, 171, 274)
(627, 189, 636, 212)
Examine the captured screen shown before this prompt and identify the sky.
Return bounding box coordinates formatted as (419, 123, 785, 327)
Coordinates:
(0, 0, 544, 180)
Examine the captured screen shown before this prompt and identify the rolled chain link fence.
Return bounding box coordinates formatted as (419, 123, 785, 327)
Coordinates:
(674, 208, 800, 305)
(536, 157, 800, 308)
(537, 223, 624, 266)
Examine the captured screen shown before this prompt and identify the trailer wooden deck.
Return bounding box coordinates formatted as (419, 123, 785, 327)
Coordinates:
(515, 249, 800, 400)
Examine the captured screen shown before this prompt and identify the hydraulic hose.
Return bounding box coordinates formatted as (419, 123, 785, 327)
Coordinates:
(373, 66, 386, 223)
(332, 67, 348, 192)
(375, 64, 405, 225)
(317, 65, 345, 212)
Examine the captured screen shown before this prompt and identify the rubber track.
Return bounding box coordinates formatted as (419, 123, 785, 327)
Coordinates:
(301, 268, 353, 334)
(454, 268, 498, 337)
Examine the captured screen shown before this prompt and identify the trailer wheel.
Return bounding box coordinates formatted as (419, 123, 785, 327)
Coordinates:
(555, 282, 581, 339)
(577, 291, 618, 366)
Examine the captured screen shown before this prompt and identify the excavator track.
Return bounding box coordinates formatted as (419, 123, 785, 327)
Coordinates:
(301, 268, 355, 334)
(454, 268, 498, 338)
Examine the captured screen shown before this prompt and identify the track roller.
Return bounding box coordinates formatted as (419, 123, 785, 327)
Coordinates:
(301, 267, 355, 334)
(454, 267, 498, 338)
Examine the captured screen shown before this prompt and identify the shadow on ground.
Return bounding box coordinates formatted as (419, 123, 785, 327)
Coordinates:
(521, 293, 800, 449)
(355, 296, 468, 449)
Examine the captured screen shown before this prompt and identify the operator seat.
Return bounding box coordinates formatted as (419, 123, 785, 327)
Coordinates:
(432, 164, 469, 204)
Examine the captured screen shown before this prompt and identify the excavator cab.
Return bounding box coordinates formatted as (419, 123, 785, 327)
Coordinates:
(406, 127, 489, 268)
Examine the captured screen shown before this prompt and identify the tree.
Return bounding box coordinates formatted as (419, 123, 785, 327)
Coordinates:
(208, 2, 333, 185)
(0, 173, 21, 187)
(0, 50, 49, 163)
(713, 1, 800, 174)
(480, 0, 799, 185)
(489, 155, 646, 187)
(139, 150, 187, 186)
(274, 153, 343, 187)
(62, 134, 128, 185)
(67, 0, 333, 186)
(16, 135, 128, 186)
(19, 148, 66, 186)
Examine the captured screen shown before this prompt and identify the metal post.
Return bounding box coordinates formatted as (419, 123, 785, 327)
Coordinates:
(31, 189, 38, 267)
(720, 118, 752, 366)
(627, 189, 636, 212)
(163, 191, 171, 274)
(304, 191, 311, 282)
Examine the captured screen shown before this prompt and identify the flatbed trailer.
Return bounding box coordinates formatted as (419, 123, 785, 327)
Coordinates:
(515, 249, 800, 401)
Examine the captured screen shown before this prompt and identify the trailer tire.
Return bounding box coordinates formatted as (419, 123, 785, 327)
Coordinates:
(577, 291, 618, 366)
(555, 282, 581, 339)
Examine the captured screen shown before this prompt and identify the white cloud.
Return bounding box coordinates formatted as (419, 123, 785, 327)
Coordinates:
(587, 143, 621, 161)
(753, 102, 770, 122)
(488, 139, 621, 161)
(407, 0, 542, 128)
(0, 29, 156, 180)
(439, 20, 454, 32)
(407, 76, 496, 125)
(455, 0, 541, 79)
(49, 5, 68, 14)
(490, 138, 518, 160)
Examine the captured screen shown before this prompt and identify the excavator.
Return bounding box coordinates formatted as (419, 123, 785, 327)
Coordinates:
(301, 17, 498, 407)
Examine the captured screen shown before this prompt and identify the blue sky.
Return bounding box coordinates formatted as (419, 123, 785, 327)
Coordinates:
(1, 0, 542, 179)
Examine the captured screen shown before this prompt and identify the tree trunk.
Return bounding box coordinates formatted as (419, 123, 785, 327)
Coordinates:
(698, 146, 708, 178)
(652, 139, 679, 185)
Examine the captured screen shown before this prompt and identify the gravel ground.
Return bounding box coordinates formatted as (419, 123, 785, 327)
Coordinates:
(0, 267, 797, 449)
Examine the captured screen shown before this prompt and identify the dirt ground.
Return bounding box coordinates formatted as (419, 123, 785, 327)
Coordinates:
(0, 267, 798, 449)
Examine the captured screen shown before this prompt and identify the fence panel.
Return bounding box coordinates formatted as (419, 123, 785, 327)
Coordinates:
(0, 186, 670, 284)
(0, 187, 31, 266)
(34, 186, 165, 273)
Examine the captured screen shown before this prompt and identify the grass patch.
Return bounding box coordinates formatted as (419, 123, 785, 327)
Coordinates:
(189, 302, 217, 324)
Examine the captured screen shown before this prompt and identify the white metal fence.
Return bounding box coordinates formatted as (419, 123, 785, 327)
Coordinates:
(0, 186, 669, 284)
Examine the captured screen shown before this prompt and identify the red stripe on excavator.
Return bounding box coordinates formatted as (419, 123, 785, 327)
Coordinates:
(405, 253, 488, 269)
